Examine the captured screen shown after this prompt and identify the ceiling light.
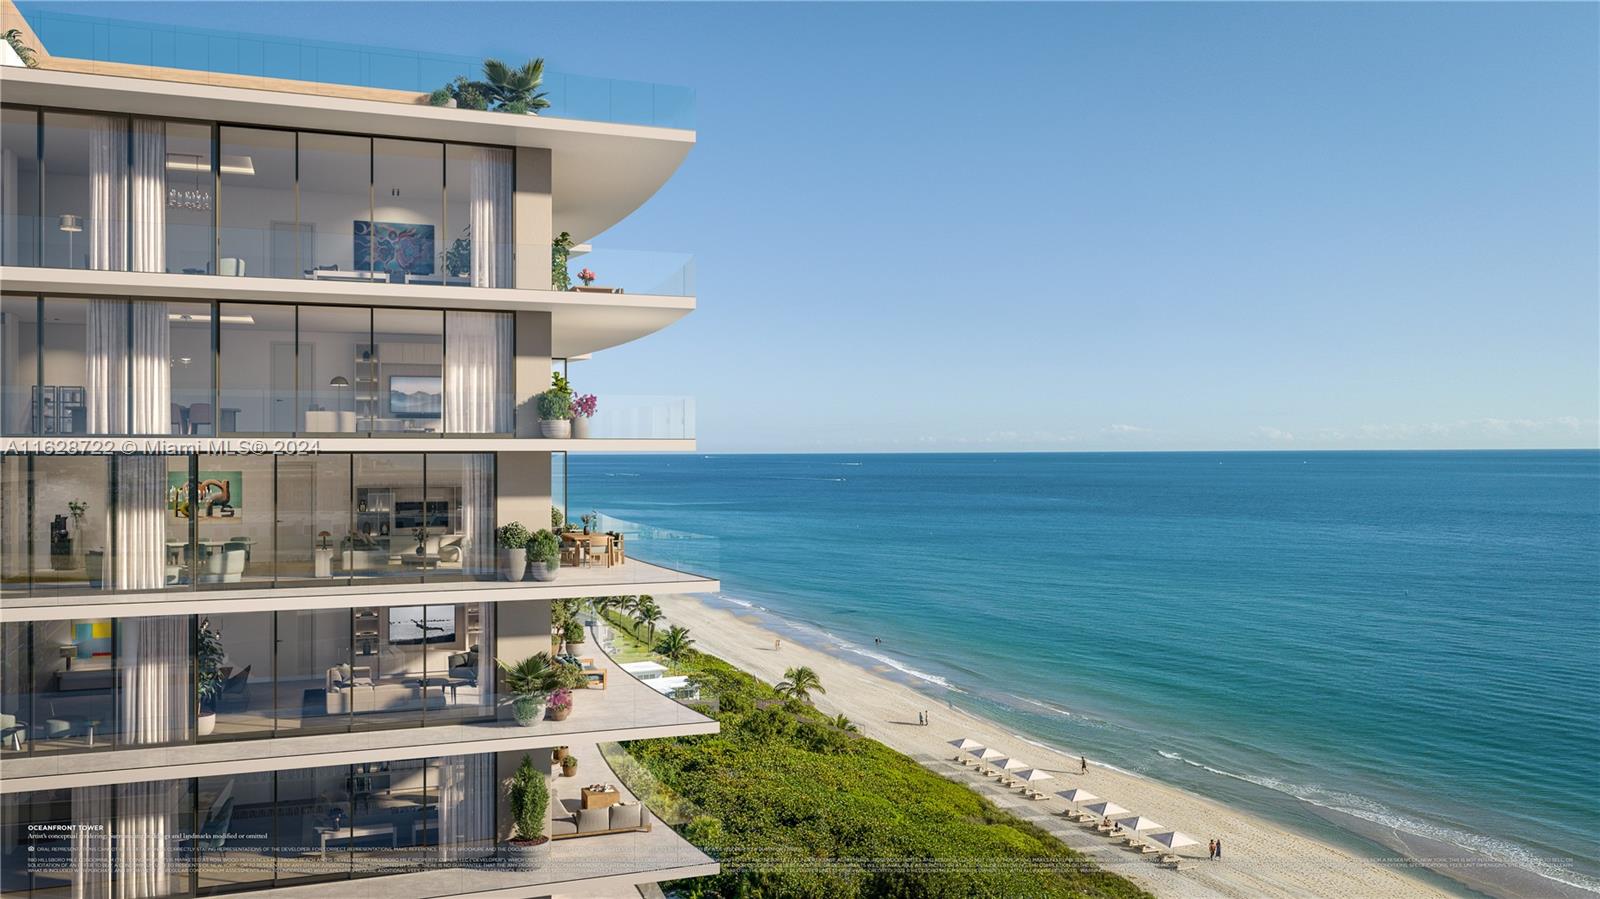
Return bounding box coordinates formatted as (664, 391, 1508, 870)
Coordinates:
(165, 154, 255, 176)
(167, 312, 256, 325)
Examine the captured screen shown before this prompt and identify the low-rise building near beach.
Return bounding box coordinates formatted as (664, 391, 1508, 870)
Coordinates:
(0, 4, 716, 896)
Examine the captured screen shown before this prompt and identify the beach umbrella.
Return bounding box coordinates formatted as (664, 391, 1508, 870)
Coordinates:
(948, 738, 984, 761)
(1115, 815, 1164, 834)
(1147, 831, 1199, 853)
(971, 747, 1005, 764)
(1083, 801, 1129, 818)
(1056, 788, 1099, 809)
(1016, 768, 1054, 784)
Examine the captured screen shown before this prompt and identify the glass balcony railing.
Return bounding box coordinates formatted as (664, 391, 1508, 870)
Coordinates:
(564, 248, 696, 297)
(558, 396, 697, 441)
(20, 7, 696, 129)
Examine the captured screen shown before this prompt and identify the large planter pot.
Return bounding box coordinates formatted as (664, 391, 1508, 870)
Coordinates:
(561, 759, 578, 778)
(503, 837, 550, 870)
(500, 548, 527, 582)
(552, 746, 568, 763)
(512, 695, 547, 726)
(197, 712, 216, 737)
(571, 417, 590, 439)
(564, 641, 585, 657)
(538, 419, 572, 439)
(527, 560, 558, 582)
(548, 705, 571, 721)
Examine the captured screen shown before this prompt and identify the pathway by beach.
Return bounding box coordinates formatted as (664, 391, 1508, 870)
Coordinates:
(659, 595, 1454, 899)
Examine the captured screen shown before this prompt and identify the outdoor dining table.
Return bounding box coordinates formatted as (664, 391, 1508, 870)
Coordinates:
(560, 532, 614, 567)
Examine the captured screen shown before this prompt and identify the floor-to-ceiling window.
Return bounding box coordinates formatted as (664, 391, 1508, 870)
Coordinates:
(1, 107, 40, 268)
(218, 127, 295, 279)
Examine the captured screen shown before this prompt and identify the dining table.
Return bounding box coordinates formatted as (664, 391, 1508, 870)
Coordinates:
(559, 532, 614, 567)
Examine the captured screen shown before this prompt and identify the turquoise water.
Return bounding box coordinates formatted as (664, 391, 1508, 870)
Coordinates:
(571, 450, 1600, 896)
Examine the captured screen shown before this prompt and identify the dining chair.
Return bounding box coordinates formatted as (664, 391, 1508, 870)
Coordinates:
(586, 539, 610, 568)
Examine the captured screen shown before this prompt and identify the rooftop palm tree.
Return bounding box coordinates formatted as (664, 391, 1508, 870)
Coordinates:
(776, 666, 824, 705)
(479, 57, 550, 114)
(655, 625, 694, 663)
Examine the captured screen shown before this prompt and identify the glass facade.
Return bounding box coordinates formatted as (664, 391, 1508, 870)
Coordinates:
(0, 604, 495, 757)
(2, 296, 511, 436)
(2, 107, 512, 286)
(0, 754, 495, 896)
(0, 452, 497, 597)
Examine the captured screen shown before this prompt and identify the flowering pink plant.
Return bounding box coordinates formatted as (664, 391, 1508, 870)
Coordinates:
(548, 688, 573, 711)
(571, 393, 598, 419)
(577, 268, 596, 286)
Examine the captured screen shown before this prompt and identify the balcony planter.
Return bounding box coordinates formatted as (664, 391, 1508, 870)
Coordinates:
(512, 694, 547, 726)
(538, 419, 571, 439)
(527, 560, 557, 582)
(536, 374, 574, 438)
(561, 755, 578, 777)
(571, 394, 596, 438)
(527, 529, 561, 582)
(570, 416, 589, 439)
(504, 836, 550, 870)
(546, 688, 572, 721)
(197, 711, 217, 737)
(499, 547, 527, 582)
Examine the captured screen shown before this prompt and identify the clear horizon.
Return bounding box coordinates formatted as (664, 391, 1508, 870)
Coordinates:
(40, 1, 1600, 454)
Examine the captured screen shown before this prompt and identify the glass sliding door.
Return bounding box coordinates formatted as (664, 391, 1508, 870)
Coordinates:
(352, 454, 424, 581)
(273, 608, 351, 736)
(296, 305, 370, 433)
(372, 309, 442, 434)
(196, 770, 276, 892)
(219, 302, 297, 433)
(168, 301, 215, 435)
(199, 610, 273, 741)
(164, 120, 215, 275)
(43, 112, 122, 271)
(299, 132, 371, 280)
(372, 138, 443, 285)
(0, 293, 38, 435)
(219, 127, 295, 278)
(1, 107, 39, 268)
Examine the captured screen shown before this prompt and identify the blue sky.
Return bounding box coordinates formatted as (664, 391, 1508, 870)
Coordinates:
(40, 2, 1599, 452)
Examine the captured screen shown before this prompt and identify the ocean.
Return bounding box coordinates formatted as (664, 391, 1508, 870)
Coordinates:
(568, 450, 1600, 897)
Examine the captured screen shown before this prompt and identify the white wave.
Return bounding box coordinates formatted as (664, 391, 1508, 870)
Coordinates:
(1154, 751, 1600, 893)
(717, 595, 757, 610)
(825, 637, 961, 692)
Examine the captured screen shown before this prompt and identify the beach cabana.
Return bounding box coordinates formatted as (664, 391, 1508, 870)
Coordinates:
(1014, 768, 1054, 798)
(948, 738, 984, 763)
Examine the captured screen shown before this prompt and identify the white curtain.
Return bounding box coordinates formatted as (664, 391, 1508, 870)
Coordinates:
(129, 301, 169, 434)
(109, 456, 165, 591)
(460, 454, 495, 578)
(85, 300, 127, 434)
(444, 311, 511, 433)
(117, 616, 191, 744)
(473, 601, 494, 707)
(88, 115, 127, 272)
(435, 753, 494, 863)
(128, 119, 165, 274)
(469, 147, 512, 288)
(70, 785, 112, 899)
(115, 780, 183, 899)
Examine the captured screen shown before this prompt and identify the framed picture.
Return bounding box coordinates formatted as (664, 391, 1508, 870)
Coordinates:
(355, 220, 435, 276)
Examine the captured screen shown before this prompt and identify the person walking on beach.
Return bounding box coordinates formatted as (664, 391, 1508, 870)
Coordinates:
(1208, 839, 1216, 860)
(1080, 756, 1087, 775)
(773, 638, 781, 651)
(1216, 838, 1223, 860)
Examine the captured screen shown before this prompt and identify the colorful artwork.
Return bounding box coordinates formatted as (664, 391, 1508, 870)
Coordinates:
(168, 471, 244, 519)
(73, 620, 112, 659)
(355, 220, 435, 276)
(389, 375, 442, 419)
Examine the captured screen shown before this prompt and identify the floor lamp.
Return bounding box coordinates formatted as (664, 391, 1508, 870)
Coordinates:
(58, 214, 82, 267)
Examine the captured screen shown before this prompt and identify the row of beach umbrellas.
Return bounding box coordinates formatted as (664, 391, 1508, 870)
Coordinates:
(950, 738, 1200, 859)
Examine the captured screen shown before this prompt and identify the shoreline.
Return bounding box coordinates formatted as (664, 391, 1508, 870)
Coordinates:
(657, 592, 1495, 899)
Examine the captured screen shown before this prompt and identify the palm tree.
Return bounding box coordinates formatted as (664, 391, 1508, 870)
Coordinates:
(655, 625, 694, 663)
(776, 666, 824, 704)
(479, 58, 550, 114)
(497, 652, 561, 700)
(634, 601, 663, 643)
(831, 714, 858, 733)
(4, 30, 37, 68)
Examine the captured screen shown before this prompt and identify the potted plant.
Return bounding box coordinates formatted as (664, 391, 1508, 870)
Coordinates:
(581, 511, 600, 535)
(546, 687, 573, 721)
(196, 618, 225, 736)
(497, 522, 532, 581)
(504, 754, 550, 870)
(570, 393, 597, 438)
(550, 506, 564, 531)
(561, 754, 578, 778)
(551, 232, 573, 291)
(577, 267, 597, 287)
(445, 226, 471, 279)
(552, 745, 569, 763)
(535, 372, 573, 438)
(527, 528, 561, 582)
(562, 619, 586, 656)
(498, 652, 561, 725)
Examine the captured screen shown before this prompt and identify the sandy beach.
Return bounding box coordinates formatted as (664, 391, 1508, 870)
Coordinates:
(656, 594, 1455, 899)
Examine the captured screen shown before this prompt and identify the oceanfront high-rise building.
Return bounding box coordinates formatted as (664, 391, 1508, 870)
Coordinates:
(0, 4, 718, 896)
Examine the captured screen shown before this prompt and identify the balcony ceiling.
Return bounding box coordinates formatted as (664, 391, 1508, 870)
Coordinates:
(0, 66, 694, 244)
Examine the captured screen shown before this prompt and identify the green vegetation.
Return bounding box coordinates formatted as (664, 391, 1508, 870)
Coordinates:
(552, 231, 575, 291)
(4, 29, 38, 68)
(529, 528, 561, 569)
(430, 57, 549, 114)
(536, 372, 573, 420)
(496, 521, 532, 549)
(604, 625, 1152, 899)
(508, 755, 549, 842)
(776, 665, 825, 705)
(655, 624, 695, 662)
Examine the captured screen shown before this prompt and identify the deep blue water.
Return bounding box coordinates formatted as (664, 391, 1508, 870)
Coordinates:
(570, 451, 1600, 894)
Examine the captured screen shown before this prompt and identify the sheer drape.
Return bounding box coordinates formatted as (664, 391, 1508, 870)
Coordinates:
(109, 456, 165, 591)
(129, 120, 165, 274)
(85, 300, 127, 434)
(70, 785, 112, 899)
(469, 147, 512, 288)
(115, 780, 183, 899)
(434, 753, 494, 863)
(85, 300, 169, 435)
(460, 454, 495, 579)
(88, 115, 127, 272)
(444, 311, 511, 433)
(129, 301, 169, 434)
(117, 616, 191, 744)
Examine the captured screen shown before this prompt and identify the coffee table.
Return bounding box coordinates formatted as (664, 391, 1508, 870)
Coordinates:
(580, 785, 620, 810)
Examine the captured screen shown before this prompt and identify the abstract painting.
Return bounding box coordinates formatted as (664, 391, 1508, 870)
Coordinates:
(355, 220, 436, 276)
(168, 470, 244, 519)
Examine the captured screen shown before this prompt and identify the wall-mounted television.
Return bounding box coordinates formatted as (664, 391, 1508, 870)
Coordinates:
(389, 375, 441, 419)
(387, 606, 456, 645)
